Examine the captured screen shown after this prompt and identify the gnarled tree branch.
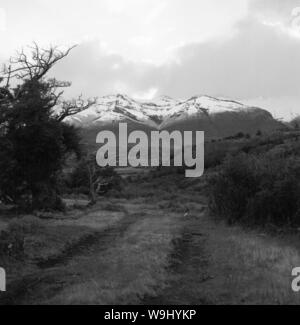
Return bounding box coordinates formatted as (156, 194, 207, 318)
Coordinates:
(55, 95, 98, 122)
(1, 43, 77, 101)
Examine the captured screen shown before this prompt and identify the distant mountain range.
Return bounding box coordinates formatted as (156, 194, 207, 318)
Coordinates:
(64, 94, 283, 139)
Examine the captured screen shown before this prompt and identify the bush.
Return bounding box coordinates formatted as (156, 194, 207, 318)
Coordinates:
(208, 154, 260, 223)
(65, 163, 122, 196)
(208, 152, 300, 227)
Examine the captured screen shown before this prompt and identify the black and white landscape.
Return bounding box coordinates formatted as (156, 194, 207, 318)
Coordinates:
(1, 0, 300, 306)
(65, 94, 281, 135)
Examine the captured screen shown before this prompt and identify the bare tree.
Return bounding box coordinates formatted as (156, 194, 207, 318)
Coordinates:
(2, 42, 75, 82)
(86, 158, 101, 205)
(0, 43, 96, 120)
(55, 95, 97, 122)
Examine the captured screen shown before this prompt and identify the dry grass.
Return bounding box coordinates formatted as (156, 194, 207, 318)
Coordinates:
(197, 216, 300, 305)
(44, 212, 184, 305)
(0, 204, 126, 282)
(2, 172, 300, 305)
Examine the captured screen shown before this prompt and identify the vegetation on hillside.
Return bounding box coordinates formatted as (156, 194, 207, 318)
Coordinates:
(64, 154, 122, 204)
(208, 130, 300, 228)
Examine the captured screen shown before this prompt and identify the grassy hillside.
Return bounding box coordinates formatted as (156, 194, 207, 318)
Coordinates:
(207, 129, 300, 228)
(77, 110, 285, 154)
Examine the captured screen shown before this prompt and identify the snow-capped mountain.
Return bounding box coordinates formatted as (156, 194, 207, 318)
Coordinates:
(64, 94, 158, 129)
(159, 95, 250, 129)
(64, 94, 180, 128)
(64, 94, 282, 138)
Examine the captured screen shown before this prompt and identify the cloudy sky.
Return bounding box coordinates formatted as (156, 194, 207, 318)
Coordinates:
(1, 0, 300, 120)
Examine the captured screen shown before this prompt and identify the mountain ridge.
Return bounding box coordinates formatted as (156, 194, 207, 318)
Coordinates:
(63, 94, 283, 139)
(64, 94, 271, 126)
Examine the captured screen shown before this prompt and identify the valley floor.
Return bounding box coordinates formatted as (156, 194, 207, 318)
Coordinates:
(0, 174, 300, 305)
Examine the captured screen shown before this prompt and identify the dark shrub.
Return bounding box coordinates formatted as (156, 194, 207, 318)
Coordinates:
(208, 152, 300, 227)
(208, 154, 259, 223)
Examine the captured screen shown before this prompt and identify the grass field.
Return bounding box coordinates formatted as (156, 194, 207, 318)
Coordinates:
(0, 171, 300, 304)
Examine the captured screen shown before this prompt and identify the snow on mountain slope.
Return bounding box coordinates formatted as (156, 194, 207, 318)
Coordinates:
(64, 94, 158, 128)
(64, 94, 272, 130)
(159, 95, 249, 128)
(141, 96, 180, 119)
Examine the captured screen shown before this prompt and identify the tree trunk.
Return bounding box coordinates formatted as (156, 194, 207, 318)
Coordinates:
(89, 183, 97, 206)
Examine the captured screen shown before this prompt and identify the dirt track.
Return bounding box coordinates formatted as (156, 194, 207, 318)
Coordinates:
(0, 211, 144, 304)
(1, 175, 300, 305)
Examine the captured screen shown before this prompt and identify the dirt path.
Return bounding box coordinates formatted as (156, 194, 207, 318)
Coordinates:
(0, 211, 143, 305)
(142, 215, 213, 305)
(2, 174, 300, 305)
(37, 212, 139, 269)
(5, 202, 210, 305)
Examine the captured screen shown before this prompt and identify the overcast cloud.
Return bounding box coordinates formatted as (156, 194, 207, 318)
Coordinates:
(1, 0, 300, 119)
